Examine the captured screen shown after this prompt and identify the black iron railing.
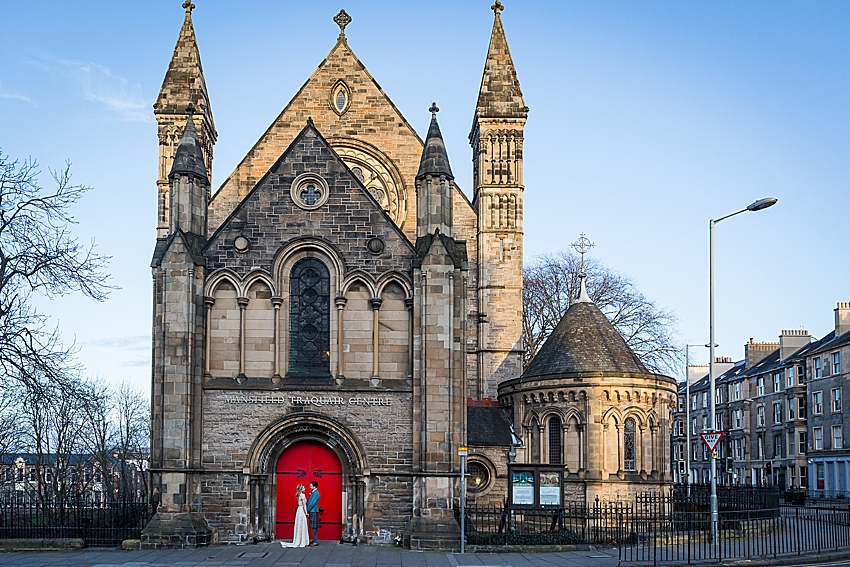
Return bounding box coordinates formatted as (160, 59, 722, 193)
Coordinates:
(457, 492, 850, 565)
(0, 497, 151, 546)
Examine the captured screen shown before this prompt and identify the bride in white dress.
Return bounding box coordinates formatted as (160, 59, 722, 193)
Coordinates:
(280, 484, 310, 548)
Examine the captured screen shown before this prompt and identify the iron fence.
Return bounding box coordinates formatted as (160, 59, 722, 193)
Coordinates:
(0, 497, 151, 546)
(458, 494, 850, 564)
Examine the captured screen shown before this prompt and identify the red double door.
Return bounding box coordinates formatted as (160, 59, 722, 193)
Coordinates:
(275, 441, 343, 540)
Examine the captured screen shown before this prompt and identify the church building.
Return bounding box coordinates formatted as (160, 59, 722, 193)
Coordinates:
(144, 1, 676, 550)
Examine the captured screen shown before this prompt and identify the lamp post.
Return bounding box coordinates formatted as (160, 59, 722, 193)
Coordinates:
(709, 197, 777, 542)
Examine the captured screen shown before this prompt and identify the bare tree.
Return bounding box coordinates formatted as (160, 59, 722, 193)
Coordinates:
(80, 380, 117, 502)
(523, 251, 680, 375)
(113, 381, 150, 500)
(0, 384, 24, 462)
(0, 152, 111, 392)
(18, 373, 89, 502)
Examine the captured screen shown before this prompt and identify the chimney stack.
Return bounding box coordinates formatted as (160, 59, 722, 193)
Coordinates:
(744, 341, 779, 369)
(836, 302, 850, 337)
(780, 329, 811, 360)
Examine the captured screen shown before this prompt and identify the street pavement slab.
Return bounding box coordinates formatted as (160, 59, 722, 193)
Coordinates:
(0, 543, 622, 567)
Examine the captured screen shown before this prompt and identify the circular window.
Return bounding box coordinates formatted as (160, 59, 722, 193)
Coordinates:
(234, 236, 250, 253)
(466, 462, 491, 492)
(366, 237, 385, 255)
(290, 173, 330, 211)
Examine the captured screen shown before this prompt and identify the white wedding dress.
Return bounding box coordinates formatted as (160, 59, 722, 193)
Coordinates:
(280, 494, 310, 548)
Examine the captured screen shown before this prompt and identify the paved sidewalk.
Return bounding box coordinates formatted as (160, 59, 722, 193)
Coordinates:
(0, 543, 622, 567)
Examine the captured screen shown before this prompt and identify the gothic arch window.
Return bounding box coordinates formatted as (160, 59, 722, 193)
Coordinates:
(288, 258, 331, 378)
(624, 417, 637, 472)
(548, 416, 562, 464)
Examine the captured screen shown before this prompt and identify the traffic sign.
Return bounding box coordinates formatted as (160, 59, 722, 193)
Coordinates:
(700, 431, 724, 452)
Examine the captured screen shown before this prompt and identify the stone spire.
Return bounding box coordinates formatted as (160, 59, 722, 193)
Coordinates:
(416, 103, 454, 180)
(474, 1, 527, 120)
(167, 106, 208, 237)
(154, 2, 216, 238)
(415, 103, 454, 238)
(155, 2, 213, 118)
(169, 107, 207, 179)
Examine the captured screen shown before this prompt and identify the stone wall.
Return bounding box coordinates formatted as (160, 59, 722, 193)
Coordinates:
(199, 390, 414, 541)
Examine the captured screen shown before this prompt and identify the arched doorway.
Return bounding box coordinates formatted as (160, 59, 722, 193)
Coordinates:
(275, 441, 343, 540)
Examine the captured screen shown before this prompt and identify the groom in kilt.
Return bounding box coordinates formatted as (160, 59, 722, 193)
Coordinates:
(306, 481, 321, 546)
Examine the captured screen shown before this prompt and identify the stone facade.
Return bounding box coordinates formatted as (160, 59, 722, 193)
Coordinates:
(145, 3, 527, 550)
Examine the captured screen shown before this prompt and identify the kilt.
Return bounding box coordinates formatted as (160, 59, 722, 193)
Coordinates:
(309, 511, 320, 531)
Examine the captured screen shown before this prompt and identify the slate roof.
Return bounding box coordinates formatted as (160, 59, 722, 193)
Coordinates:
(468, 406, 514, 446)
(170, 114, 207, 179)
(474, 6, 527, 120)
(523, 299, 649, 379)
(416, 111, 453, 180)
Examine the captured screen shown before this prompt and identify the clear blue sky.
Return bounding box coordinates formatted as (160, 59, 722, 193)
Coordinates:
(3, 1, 848, 395)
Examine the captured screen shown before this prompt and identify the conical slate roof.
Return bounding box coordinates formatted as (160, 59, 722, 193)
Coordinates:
(523, 297, 649, 378)
(474, 3, 527, 119)
(416, 109, 453, 180)
(170, 114, 207, 179)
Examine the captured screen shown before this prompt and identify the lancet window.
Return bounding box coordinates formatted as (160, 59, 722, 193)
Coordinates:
(624, 418, 637, 472)
(288, 258, 331, 377)
(548, 416, 562, 464)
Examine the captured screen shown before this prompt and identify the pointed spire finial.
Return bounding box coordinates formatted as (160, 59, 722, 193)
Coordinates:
(334, 9, 352, 40)
(571, 233, 595, 303)
(491, 0, 504, 15)
(571, 233, 595, 275)
(429, 102, 439, 115)
(186, 102, 195, 116)
(182, 0, 195, 14)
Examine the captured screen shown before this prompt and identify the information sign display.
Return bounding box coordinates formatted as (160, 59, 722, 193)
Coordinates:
(511, 470, 534, 505)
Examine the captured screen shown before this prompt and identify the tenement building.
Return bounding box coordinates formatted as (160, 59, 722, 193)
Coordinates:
(143, 2, 674, 549)
(673, 303, 850, 493)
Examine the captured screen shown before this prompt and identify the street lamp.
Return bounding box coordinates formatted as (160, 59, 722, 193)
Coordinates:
(709, 197, 777, 542)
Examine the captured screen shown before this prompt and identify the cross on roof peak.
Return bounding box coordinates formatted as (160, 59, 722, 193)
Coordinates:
(571, 233, 595, 275)
(182, 0, 195, 14)
(429, 102, 439, 115)
(334, 9, 352, 39)
(491, 1, 504, 15)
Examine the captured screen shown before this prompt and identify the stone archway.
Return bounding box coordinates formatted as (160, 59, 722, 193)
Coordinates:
(245, 413, 369, 540)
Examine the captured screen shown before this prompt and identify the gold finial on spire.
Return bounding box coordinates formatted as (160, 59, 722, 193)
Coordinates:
(429, 102, 439, 115)
(491, 0, 504, 15)
(334, 9, 352, 40)
(182, 0, 195, 14)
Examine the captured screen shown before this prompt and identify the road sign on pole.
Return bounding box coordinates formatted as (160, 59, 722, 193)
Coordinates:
(700, 431, 724, 452)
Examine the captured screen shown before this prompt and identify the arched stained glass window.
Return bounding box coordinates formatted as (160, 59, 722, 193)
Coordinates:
(548, 417, 562, 464)
(624, 418, 637, 472)
(288, 259, 331, 378)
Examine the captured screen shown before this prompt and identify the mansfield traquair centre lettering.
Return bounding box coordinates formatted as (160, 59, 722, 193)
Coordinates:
(223, 394, 392, 406)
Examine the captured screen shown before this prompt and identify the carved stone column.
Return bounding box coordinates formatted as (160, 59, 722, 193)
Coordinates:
(369, 297, 382, 383)
(237, 296, 249, 382)
(204, 296, 215, 378)
(271, 297, 283, 383)
(335, 297, 347, 380)
(405, 297, 414, 379)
